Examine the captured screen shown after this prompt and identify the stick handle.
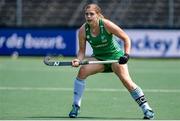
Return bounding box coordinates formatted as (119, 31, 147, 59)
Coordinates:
(88, 60, 118, 64)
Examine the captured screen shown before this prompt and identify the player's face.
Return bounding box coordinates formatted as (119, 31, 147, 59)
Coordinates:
(85, 8, 98, 25)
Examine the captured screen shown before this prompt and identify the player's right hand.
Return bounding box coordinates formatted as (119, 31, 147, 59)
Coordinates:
(72, 59, 80, 67)
(119, 53, 130, 64)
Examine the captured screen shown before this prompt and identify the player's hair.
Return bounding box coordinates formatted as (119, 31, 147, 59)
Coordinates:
(84, 3, 104, 18)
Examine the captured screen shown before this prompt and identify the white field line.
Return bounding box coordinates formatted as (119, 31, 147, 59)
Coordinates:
(0, 87, 180, 93)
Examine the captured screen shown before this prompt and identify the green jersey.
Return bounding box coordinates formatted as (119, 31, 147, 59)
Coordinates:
(85, 19, 124, 60)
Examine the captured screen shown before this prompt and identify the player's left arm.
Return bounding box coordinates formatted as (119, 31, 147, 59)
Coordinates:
(103, 19, 131, 55)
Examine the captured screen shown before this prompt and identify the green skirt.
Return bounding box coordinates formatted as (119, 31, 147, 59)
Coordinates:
(93, 51, 124, 72)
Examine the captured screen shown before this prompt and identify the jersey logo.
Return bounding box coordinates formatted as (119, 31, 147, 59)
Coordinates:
(101, 35, 105, 40)
(101, 35, 107, 43)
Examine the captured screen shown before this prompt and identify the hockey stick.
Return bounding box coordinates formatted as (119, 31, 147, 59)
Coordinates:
(44, 56, 119, 66)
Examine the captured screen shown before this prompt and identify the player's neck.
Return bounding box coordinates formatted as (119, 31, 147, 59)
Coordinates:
(90, 19, 99, 28)
(90, 20, 99, 31)
(91, 22, 100, 36)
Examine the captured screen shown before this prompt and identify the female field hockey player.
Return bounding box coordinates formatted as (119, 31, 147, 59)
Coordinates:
(69, 3, 154, 119)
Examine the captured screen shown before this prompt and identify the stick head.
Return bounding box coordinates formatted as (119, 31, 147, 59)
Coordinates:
(43, 56, 72, 66)
(44, 56, 54, 66)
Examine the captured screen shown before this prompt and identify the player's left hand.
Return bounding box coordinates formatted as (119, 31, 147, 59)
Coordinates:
(119, 53, 129, 64)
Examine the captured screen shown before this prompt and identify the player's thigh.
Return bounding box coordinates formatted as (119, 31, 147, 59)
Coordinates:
(111, 63, 137, 91)
(77, 58, 105, 79)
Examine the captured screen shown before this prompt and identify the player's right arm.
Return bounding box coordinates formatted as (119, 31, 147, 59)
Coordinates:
(72, 24, 86, 67)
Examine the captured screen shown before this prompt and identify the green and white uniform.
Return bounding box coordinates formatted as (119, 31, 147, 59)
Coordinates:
(85, 19, 124, 72)
(85, 19, 124, 60)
